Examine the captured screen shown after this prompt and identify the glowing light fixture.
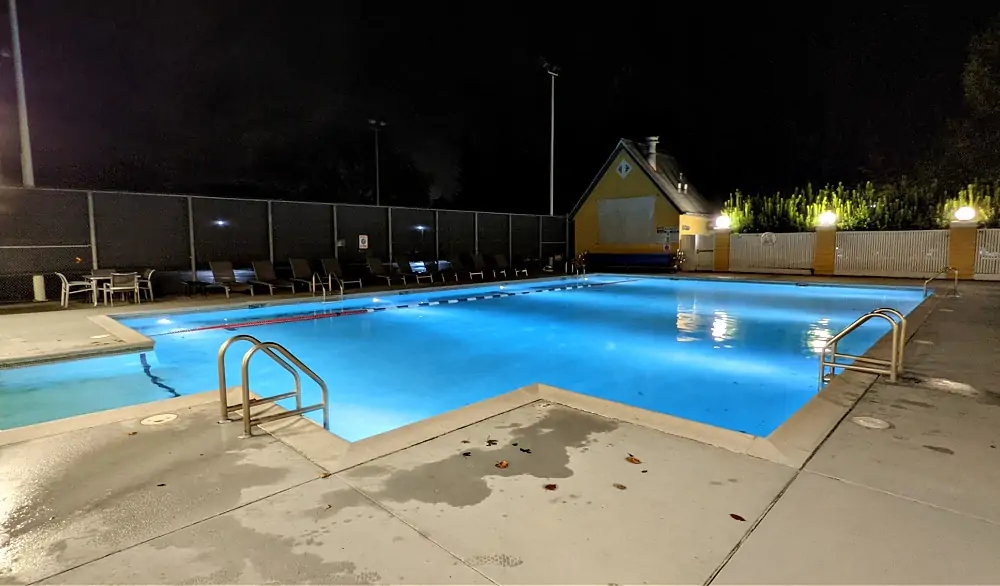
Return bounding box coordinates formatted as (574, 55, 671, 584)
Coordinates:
(817, 211, 837, 227)
(213, 219, 228, 227)
(954, 206, 976, 222)
(714, 215, 732, 230)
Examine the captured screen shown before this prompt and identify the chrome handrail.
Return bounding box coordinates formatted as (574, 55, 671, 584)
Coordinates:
(217, 334, 301, 423)
(239, 341, 330, 437)
(819, 307, 906, 388)
(922, 266, 958, 297)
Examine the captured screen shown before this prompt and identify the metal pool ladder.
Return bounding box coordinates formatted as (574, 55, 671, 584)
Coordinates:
(922, 266, 959, 297)
(819, 307, 906, 388)
(217, 334, 330, 438)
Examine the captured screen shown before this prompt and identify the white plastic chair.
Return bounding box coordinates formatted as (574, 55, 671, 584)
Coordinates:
(138, 268, 156, 300)
(54, 272, 91, 308)
(102, 272, 140, 306)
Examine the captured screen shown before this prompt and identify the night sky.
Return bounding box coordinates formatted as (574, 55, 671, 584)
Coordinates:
(3, 2, 996, 213)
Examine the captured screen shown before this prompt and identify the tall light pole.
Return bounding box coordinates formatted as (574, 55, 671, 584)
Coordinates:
(368, 118, 386, 206)
(543, 60, 560, 216)
(9, 0, 34, 187)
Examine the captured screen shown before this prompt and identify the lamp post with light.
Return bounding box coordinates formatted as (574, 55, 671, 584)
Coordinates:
(368, 118, 386, 206)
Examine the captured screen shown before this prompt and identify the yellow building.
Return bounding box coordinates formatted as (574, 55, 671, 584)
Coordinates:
(569, 137, 713, 265)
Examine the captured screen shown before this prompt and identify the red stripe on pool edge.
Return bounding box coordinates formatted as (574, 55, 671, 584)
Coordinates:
(167, 308, 371, 335)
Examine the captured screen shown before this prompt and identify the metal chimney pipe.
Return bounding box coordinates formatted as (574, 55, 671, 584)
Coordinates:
(644, 136, 659, 171)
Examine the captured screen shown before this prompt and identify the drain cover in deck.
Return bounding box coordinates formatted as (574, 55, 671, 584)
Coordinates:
(851, 416, 891, 430)
(141, 413, 178, 426)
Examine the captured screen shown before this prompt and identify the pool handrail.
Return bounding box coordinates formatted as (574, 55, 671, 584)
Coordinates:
(922, 266, 958, 298)
(238, 341, 330, 438)
(819, 307, 906, 388)
(217, 334, 301, 424)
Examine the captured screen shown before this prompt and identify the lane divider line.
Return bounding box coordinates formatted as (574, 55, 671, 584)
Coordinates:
(152, 278, 636, 337)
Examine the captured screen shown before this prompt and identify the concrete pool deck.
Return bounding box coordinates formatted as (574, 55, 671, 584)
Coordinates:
(1, 275, 999, 583)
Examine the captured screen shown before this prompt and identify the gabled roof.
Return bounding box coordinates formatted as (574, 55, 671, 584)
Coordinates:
(569, 138, 713, 218)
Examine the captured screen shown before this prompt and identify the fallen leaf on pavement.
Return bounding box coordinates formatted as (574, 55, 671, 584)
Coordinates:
(613, 483, 627, 490)
(127, 432, 138, 436)
(625, 454, 642, 464)
(486, 438, 498, 446)
(519, 448, 532, 454)
(319, 472, 332, 478)
(543, 483, 558, 491)
(461, 440, 470, 444)
(495, 460, 509, 469)
(462, 451, 472, 457)
(730, 513, 746, 522)
(512, 442, 519, 446)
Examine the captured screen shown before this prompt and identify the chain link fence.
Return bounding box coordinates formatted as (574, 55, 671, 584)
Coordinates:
(0, 187, 569, 303)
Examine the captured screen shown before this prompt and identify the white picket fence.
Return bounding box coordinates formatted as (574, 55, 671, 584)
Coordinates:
(834, 230, 949, 278)
(729, 232, 815, 272)
(975, 229, 1000, 280)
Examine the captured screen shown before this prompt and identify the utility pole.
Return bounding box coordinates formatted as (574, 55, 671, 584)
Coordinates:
(543, 60, 560, 216)
(9, 0, 34, 186)
(368, 118, 386, 206)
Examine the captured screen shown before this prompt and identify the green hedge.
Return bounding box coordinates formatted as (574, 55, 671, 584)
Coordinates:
(722, 182, 1000, 233)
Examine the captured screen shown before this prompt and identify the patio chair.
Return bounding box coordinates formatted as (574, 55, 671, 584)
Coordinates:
(394, 254, 433, 285)
(367, 257, 402, 286)
(494, 254, 528, 278)
(251, 260, 297, 295)
(102, 272, 140, 306)
(423, 259, 444, 284)
(319, 258, 362, 294)
(470, 253, 493, 278)
(449, 255, 484, 281)
(207, 261, 254, 299)
(289, 258, 319, 293)
(138, 268, 156, 300)
(55, 272, 92, 308)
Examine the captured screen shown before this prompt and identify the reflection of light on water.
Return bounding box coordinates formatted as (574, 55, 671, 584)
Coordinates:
(675, 300, 699, 342)
(711, 310, 732, 342)
(806, 319, 833, 353)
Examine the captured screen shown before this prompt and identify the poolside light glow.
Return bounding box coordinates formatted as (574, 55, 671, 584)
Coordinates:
(714, 215, 732, 230)
(157, 318, 171, 325)
(414, 225, 428, 231)
(954, 206, 976, 222)
(213, 219, 228, 227)
(817, 211, 837, 227)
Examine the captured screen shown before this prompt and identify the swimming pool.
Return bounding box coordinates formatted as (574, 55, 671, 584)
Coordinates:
(0, 275, 925, 439)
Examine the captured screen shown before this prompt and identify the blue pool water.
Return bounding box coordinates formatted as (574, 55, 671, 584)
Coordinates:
(0, 276, 925, 439)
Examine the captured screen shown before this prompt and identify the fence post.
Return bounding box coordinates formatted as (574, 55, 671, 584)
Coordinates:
(564, 216, 570, 260)
(474, 212, 479, 255)
(538, 216, 543, 262)
(434, 210, 440, 260)
(267, 200, 274, 263)
(713, 228, 731, 272)
(332, 204, 339, 260)
(508, 214, 513, 261)
(187, 196, 197, 278)
(387, 207, 393, 260)
(948, 220, 978, 279)
(87, 191, 98, 270)
(813, 225, 837, 276)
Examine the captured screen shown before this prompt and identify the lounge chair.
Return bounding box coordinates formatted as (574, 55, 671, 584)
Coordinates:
(494, 254, 528, 278)
(468, 253, 490, 280)
(423, 259, 445, 283)
(289, 258, 319, 293)
(319, 257, 362, 294)
(251, 260, 297, 295)
(367, 257, 402, 286)
(208, 261, 254, 299)
(55, 272, 92, 308)
(395, 254, 433, 285)
(450, 255, 484, 281)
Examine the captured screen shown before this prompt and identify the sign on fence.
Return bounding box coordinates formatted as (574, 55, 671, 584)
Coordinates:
(358, 234, 369, 250)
